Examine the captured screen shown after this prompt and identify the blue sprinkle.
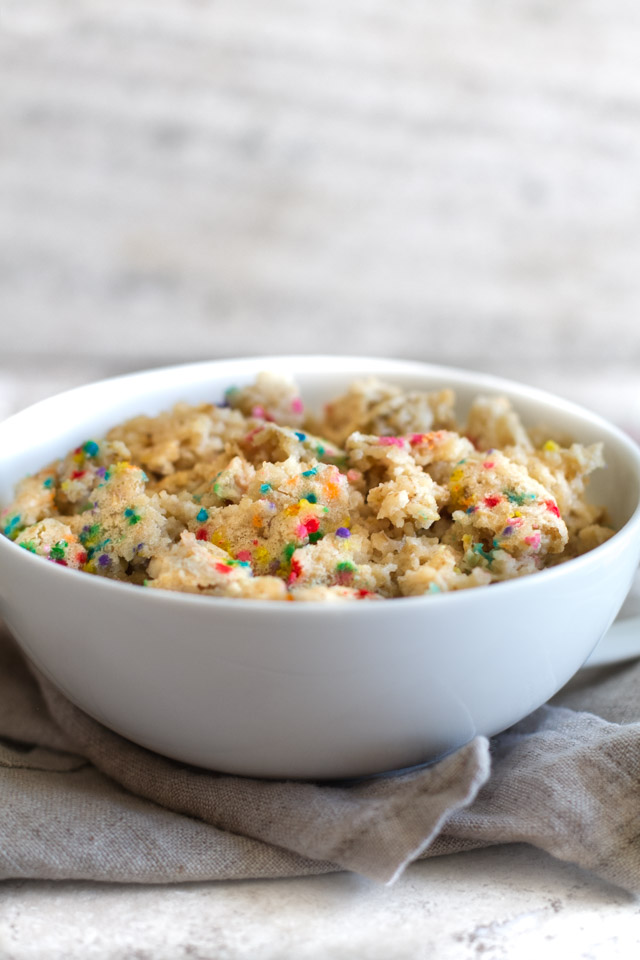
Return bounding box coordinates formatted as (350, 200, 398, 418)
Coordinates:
(260, 483, 271, 494)
(335, 527, 351, 538)
(3, 515, 20, 536)
(83, 440, 100, 457)
(295, 432, 306, 442)
(197, 508, 209, 522)
(301, 468, 317, 477)
(428, 583, 441, 593)
(43, 477, 54, 489)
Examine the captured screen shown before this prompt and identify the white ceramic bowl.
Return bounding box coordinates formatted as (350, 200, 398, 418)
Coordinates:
(1, 357, 640, 780)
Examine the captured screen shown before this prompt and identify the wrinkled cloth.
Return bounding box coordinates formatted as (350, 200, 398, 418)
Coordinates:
(2, 579, 640, 889)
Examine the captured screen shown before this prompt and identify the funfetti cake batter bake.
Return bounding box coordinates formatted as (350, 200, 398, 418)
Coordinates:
(1, 373, 614, 601)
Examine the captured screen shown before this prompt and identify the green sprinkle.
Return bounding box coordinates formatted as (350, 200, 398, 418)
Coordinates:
(308, 531, 324, 544)
(336, 560, 357, 573)
(49, 542, 67, 561)
(316, 444, 325, 456)
(124, 508, 141, 526)
(19, 541, 37, 553)
(283, 542, 296, 561)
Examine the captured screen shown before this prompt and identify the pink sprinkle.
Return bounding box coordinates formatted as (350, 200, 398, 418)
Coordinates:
(409, 433, 428, 446)
(483, 461, 495, 469)
(251, 405, 274, 422)
(347, 469, 361, 483)
(291, 397, 304, 414)
(295, 523, 307, 538)
(236, 550, 252, 562)
(524, 533, 541, 549)
(378, 436, 405, 447)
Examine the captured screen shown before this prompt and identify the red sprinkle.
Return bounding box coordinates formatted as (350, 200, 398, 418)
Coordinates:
(76, 551, 88, 564)
(196, 528, 209, 541)
(215, 562, 231, 574)
(545, 500, 561, 518)
(288, 558, 303, 585)
(303, 517, 320, 534)
(484, 495, 501, 508)
(54, 559, 68, 566)
(70, 470, 86, 480)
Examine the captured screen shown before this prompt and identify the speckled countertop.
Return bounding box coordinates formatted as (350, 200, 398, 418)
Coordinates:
(2, 846, 639, 959)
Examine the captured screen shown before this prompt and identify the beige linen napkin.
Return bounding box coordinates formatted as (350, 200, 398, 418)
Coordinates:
(2, 580, 640, 889)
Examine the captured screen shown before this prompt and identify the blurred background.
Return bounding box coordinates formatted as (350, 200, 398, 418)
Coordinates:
(1, 0, 639, 433)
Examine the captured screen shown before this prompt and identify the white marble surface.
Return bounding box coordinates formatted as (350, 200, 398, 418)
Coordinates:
(1, 846, 639, 960)
(2, 1, 640, 954)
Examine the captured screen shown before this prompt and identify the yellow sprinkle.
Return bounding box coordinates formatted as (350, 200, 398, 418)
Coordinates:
(254, 546, 270, 565)
(543, 440, 559, 453)
(112, 460, 134, 474)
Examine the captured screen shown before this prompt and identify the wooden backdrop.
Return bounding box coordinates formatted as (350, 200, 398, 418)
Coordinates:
(1, 1, 639, 433)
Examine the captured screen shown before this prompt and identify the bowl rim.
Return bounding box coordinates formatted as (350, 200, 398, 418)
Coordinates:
(2, 354, 640, 614)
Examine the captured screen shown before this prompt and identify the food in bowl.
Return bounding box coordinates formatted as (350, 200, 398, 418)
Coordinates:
(1, 357, 639, 778)
(1, 372, 614, 602)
